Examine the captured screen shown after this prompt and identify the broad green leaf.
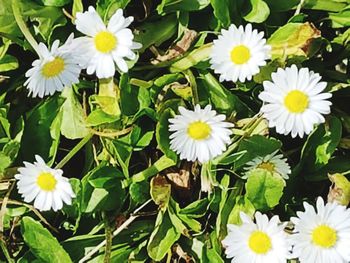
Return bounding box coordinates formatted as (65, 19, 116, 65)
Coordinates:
(210, 0, 243, 27)
(170, 43, 212, 73)
(21, 217, 72, 263)
(264, 0, 347, 12)
(37, 0, 71, 7)
(235, 135, 282, 169)
(86, 109, 120, 126)
(130, 181, 150, 204)
(199, 72, 253, 118)
(301, 116, 342, 172)
(130, 155, 176, 184)
(156, 108, 178, 162)
(0, 54, 18, 72)
(157, 0, 210, 14)
(245, 169, 285, 211)
(243, 0, 270, 23)
(227, 196, 255, 225)
(267, 22, 321, 59)
(329, 7, 350, 28)
(147, 211, 180, 261)
(19, 95, 64, 162)
(134, 15, 177, 53)
(97, 0, 131, 21)
(81, 165, 125, 213)
(60, 88, 89, 139)
(120, 74, 139, 116)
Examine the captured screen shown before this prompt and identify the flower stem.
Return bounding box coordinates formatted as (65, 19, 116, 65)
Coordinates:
(55, 133, 93, 170)
(11, 0, 41, 57)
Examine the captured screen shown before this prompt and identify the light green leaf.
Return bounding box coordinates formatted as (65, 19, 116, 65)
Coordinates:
(134, 15, 177, 53)
(21, 217, 72, 263)
(329, 7, 350, 28)
(147, 212, 180, 261)
(37, 0, 71, 7)
(60, 88, 89, 139)
(157, 0, 210, 14)
(0, 54, 18, 72)
(245, 169, 285, 211)
(243, 0, 270, 23)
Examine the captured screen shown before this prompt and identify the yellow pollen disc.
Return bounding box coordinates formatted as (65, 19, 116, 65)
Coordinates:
(312, 225, 337, 248)
(284, 90, 309, 113)
(36, 172, 57, 191)
(257, 162, 275, 173)
(187, 121, 211, 140)
(230, 45, 251, 65)
(248, 231, 272, 254)
(94, 31, 117, 53)
(42, 57, 65, 78)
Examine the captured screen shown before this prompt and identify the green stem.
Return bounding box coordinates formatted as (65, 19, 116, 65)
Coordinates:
(12, 0, 41, 57)
(103, 212, 112, 263)
(185, 69, 199, 105)
(55, 133, 93, 169)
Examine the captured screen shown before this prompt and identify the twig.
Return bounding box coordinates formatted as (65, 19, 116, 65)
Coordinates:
(0, 182, 15, 233)
(294, 0, 305, 16)
(103, 212, 112, 263)
(0, 199, 59, 234)
(90, 126, 133, 139)
(78, 200, 151, 263)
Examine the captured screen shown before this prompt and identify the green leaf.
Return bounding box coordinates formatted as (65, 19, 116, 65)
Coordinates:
(147, 211, 180, 261)
(210, 0, 242, 27)
(19, 96, 64, 162)
(243, 0, 270, 23)
(227, 196, 255, 225)
(245, 169, 285, 211)
(21, 217, 72, 263)
(60, 88, 89, 139)
(199, 71, 252, 118)
(235, 135, 282, 169)
(81, 165, 125, 213)
(156, 108, 178, 162)
(86, 109, 120, 126)
(157, 0, 210, 14)
(301, 116, 342, 172)
(36, 0, 71, 7)
(0, 54, 18, 72)
(134, 15, 177, 53)
(97, 0, 131, 21)
(170, 43, 212, 73)
(329, 7, 350, 28)
(130, 181, 150, 204)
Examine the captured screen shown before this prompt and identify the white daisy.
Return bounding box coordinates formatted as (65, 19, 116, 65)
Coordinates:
(15, 155, 75, 212)
(259, 65, 332, 138)
(289, 197, 350, 263)
(73, 6, 141, 79)
(168, 104, 233, 163)
(244, 150, 291, 179)
(222, 212, 289, 263)
(210, 23, 271, 83)
(25, 34, 81, 98)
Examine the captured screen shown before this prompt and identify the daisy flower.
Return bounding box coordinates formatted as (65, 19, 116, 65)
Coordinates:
(244, 150, 291, 179)
(259, 65, 332, 138)
(210, 23, 271, 83)
(25, 34, 81, 98)
(168, 104, 233, 163)
(15, 155, 75, 212)
(222, 212, 289, 263)
(73, 6, 141, 79)
(289, 197, 350, 263)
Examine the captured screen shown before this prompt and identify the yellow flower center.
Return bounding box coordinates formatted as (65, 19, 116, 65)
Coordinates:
(42, 57, 65, 78)
(312, 225, 337, 248)
(187, 121, 211, 140)
(94, 31, 117, 53)
(230, 45, 251, 65)
(36, 172, 57, 191)
(257, 162, 275, 173)
(284, 90, 309, 113)
(248, 231, 272, 254)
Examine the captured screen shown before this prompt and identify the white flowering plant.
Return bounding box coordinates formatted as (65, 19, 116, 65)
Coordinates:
(0, 0, 350, 262)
